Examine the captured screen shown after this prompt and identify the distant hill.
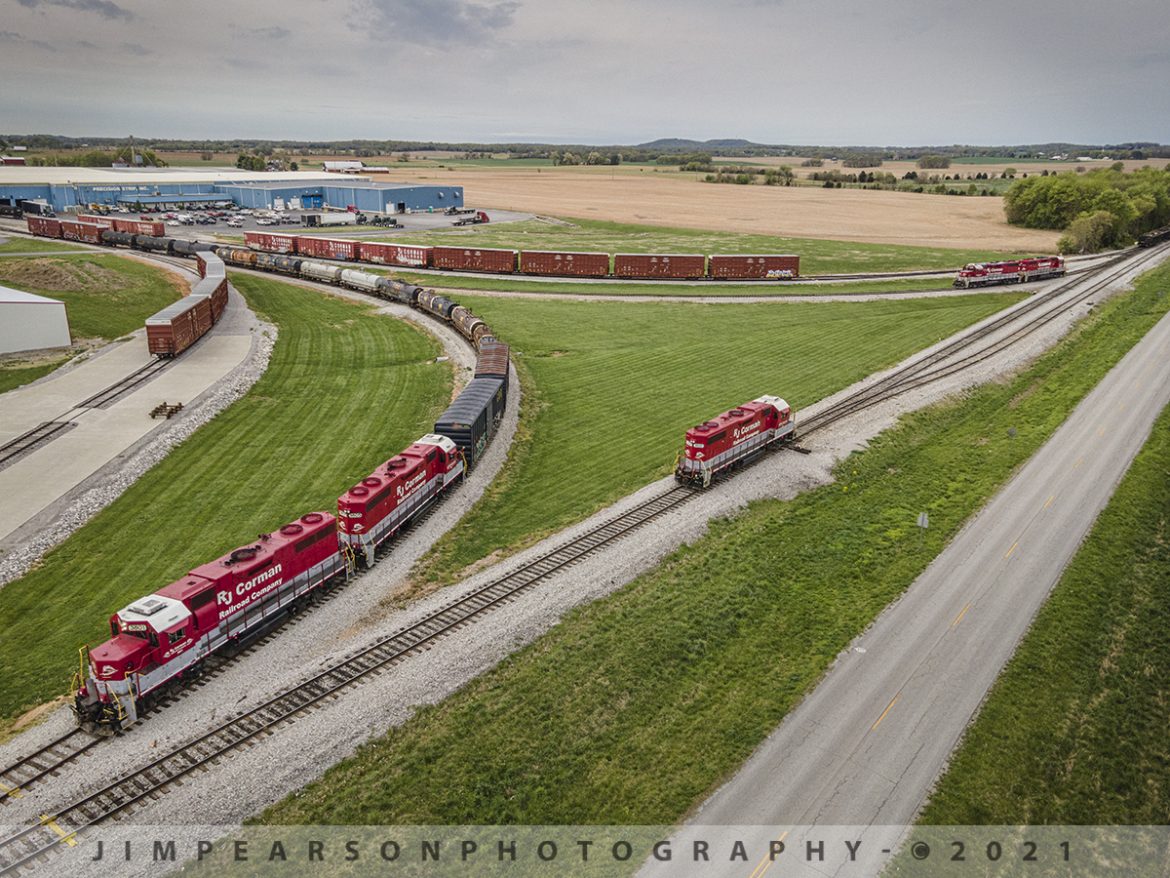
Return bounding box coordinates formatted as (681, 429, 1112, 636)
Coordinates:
(638, 138, 764, 151)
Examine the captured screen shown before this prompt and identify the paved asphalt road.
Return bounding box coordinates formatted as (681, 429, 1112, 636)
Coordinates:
(641, 299, 1170, 877)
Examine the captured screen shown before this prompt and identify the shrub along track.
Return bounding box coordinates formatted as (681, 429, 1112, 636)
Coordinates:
(0, 244, 1162, 875)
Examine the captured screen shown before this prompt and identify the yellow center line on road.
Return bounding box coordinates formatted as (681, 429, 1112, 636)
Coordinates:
(1118, 401, 1126, 411)
(1097, 426, 1106, 437)
(1074, 456, 1085, 469)
(747, 830, 789, 878)
(1044, 494, 1056, 509)
(871, 693, 901, 732)
(951, 602, 972, 628)
(1005, 540, 1019, 559)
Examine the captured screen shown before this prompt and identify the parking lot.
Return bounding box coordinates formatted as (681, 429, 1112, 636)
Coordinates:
(102, 206, 533, 240)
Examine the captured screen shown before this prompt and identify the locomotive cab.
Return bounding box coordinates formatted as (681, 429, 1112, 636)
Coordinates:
(76, 595, 192, 732)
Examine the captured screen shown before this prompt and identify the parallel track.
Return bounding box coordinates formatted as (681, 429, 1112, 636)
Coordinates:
(0, 423, 77, 472)
(0, 731, 99, 806)
(0, 244, 1163, 875)
(0, 484, 696, 875)
(74, 360, 172, 410)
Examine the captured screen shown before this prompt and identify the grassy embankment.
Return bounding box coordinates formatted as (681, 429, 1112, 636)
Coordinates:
(0, 237, 85, 254)
(0, 255, 183, 394)
(258, 262, 1170, 827)
(378, 217, 1024, 274)
(918, 402, 1170, 825)
(412, 291, 1026, 583)
(389, 270, 964, 298)
(0, 274, 450, 729)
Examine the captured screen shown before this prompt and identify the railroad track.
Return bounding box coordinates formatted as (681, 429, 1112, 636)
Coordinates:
(0, 422, 77, 472)
(74, 359, 172, 410)
(0, 730, 99, 806)
(800, 245, 1167, 435)
(0, 483, 696, 876)
(1, 245, 1162, 875)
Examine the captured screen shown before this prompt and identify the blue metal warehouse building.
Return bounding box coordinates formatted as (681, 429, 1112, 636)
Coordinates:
(217, 182, 463, 213)
(0, 168, 463, 215)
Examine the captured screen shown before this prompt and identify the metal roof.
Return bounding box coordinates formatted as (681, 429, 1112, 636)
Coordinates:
(115, 193, 229, 203)
(0, 284, 65, 306)
(0, 166, 366, 185)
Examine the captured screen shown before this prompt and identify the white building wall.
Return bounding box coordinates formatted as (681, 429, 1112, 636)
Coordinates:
(0, 300, 71, 355)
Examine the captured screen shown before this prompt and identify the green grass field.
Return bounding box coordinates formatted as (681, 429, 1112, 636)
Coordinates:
(388, 269, 962, 297)
(917, 403, 1170, 825)
(258, 262, 1170, 828)
(413, 292, 1026, 584)
(377, 217, 1025, 275)
(0, 274, 451, 726)
(0, 237, 85, 254)
(0, 355, 75, 395)
(0, 254, 181, 341)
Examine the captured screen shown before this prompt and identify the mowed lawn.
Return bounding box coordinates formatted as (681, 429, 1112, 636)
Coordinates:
(415, 292, 1026, 583)
(0, 254, 182, 341)
(0, 237, 85, 254)
(0, 274, 451, 724)
(259, 263, 1170, 828)
(390, 270, 961, 297)
(381, 217, 1020, 274)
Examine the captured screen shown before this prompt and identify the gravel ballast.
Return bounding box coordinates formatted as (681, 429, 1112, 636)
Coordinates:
(5, 250, 1165, 878)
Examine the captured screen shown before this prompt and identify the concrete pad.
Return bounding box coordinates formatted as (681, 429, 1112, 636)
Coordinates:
(0, 288, 259, 544)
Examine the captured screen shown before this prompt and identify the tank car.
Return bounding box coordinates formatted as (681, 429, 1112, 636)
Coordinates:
(300, 260, 343, 283)
(340, 268, 381, 293)
(450, 305, 486, 343)
(132, 234, 175, 254)
(101, 229, 135, 247)
(417, 289, 457, 319)
(218, 248, 259, 267)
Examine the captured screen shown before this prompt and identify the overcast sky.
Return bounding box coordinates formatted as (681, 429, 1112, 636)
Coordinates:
(2, 0, 1168, 145)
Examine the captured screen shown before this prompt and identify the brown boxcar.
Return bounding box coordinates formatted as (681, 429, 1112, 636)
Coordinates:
(26, 216, 62, 237)
(59, 220, 105, 243)
(431, 246, 517, 273)
(613, 253, 706, 279)
(474, 341, 510, 379)
(296, 236, 359, 261)
(146, 298, 203, 356)
(519, 250, 610, 277)
(357, 241, 433, 267)
(76, 214, 114, 229)
(244, 231, 298, 253)
(111, 219, 165, 236)
(707, 254, 800, 279)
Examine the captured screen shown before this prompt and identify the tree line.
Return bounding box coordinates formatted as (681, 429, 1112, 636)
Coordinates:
(1004, 167, 1170, 253)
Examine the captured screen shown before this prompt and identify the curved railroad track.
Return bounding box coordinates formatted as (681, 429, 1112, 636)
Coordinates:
(0, 242, 1163, 876)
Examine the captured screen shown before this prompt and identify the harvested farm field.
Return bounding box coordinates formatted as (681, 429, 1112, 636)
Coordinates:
(369, 165, 1060, 250)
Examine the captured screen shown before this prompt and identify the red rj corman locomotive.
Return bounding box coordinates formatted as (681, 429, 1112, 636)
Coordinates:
(953, 256, 1065, 288)
(676, 396, 796, 487)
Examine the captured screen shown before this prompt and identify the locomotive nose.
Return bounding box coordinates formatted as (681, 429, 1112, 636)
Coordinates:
(90, 634, 150, 681)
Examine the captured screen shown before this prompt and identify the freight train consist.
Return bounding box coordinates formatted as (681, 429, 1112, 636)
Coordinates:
(20, 217, 801, 733)
(74, 288, 511, 732)
(243, 231, 801, 280)
(675, 397, 795, 487)
(146, 250, 229, 356)
(952, 256, 1066, 288)
(1137, 226, 1170, 248)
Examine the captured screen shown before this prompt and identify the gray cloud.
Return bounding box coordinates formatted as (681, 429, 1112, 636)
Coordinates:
(14, 0, 133, 20)
(360, 0, 520, 46)
(120, 41, 152, 56)
(243, 25, 290, 39)
(0, 29, 56, 50)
